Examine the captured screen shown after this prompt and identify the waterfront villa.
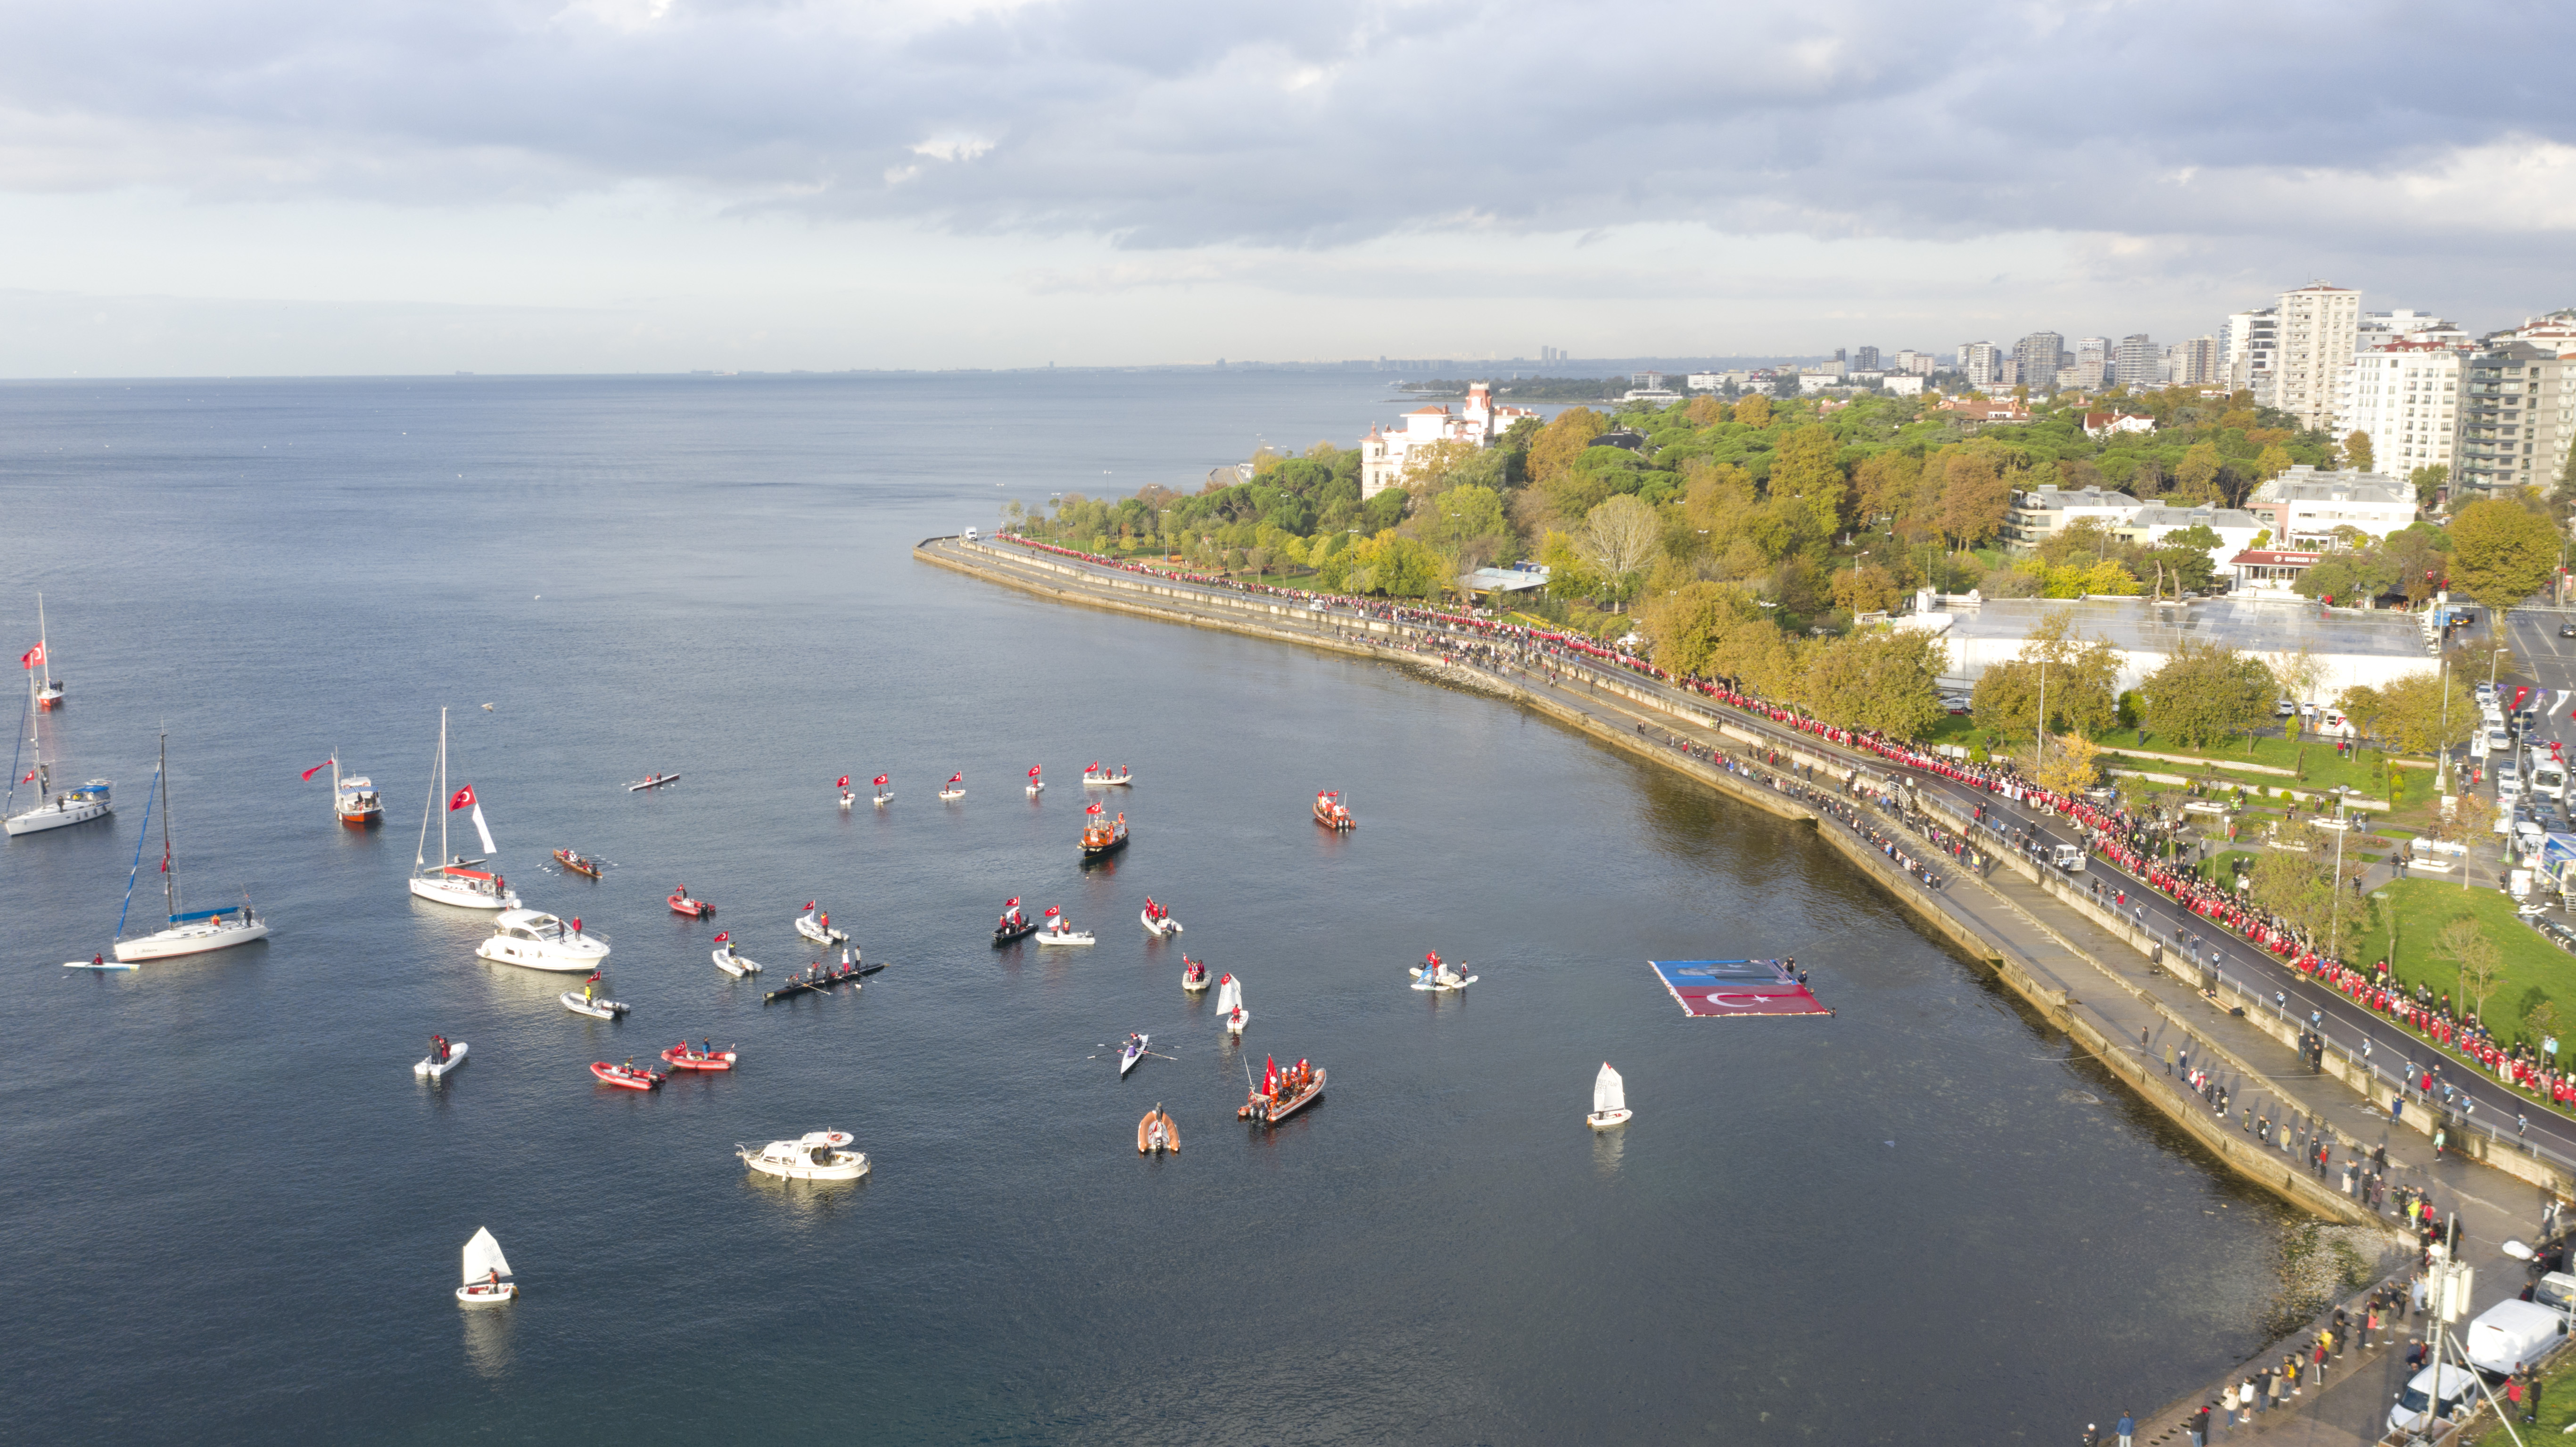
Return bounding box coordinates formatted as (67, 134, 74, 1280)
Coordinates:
(1359, 382, 1542, 498)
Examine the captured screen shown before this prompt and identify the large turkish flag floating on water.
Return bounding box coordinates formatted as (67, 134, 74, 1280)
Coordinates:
(1648, 959, 1833, 1017)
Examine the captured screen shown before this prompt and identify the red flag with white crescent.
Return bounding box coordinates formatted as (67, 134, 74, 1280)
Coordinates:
(713, 931, 729, 943)
(1087, 761, 1099, 772)
(949, 773, 963, 784)
(804, 901, 817, 911)
(18, 641, 42, 669)
(448, 784, 475, 811)
(302, 758, 334, 781)
(1005, 896, 1020, 908)
(836, 775, 850, 788)
(18, 769, 33, 782)
(1044, 905, 1058, 917)
(1086, 802, 1103, 814)
(1027, 765, 1041, 778)
(872, 774, 888, 787)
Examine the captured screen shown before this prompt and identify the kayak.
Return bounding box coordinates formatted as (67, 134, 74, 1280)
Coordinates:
(590, 1061, 664, 1090)
(414, 1042, 470, 1078)
(1119, 1034, 1150, 1077)
(553, 848, 603, 878)
(562, 991, 630, 1019)
(62, 958, 137, 971)
(661, 1042, 737, 1071)
(625, 773, 680, 791)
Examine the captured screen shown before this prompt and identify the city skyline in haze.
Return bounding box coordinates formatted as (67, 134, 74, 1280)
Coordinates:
(5, 0, 2573, 377)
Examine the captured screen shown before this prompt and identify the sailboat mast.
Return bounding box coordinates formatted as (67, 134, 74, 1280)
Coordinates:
(414, 714, 436, 871)
(158, 731, 177, 920)
(438, 707, 450, 863)
(35, 592, 51, 692)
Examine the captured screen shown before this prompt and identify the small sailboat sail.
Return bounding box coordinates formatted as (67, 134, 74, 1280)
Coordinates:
(456, 1226, 516, 1306)
(1587, 1062, 1633, 1129)
(1216, 973, 1248, 1036)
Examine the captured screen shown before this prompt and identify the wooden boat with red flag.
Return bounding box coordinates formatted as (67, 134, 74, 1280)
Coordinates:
(661, 1040, 738, 1071)
(590, 1060, 665, 1090)
(1313, 790, 1353, 831)
(1079, 804, 1128, 863)
(553, 847, 602, 879)
(1239, 1055, 1324, 1125)
(667, 885, 712, 918)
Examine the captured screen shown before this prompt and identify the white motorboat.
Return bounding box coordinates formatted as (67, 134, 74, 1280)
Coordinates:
(30, 592, 64, 710)
(1140, 907, 1183, 937)
(3, 658, 110, 835)
(474, 909, 611, 971)
(410, 707, 516, 909)
(1587, 1062, 1633, 1130)
(1215, 974, 1249, 1037)
(111, 732, 272, 963)
(560, 989, 628, 1019)
(1119, 1033, 1151, 1076)
(713, 936, 761, 977)
(738, 1130, 870, 1182)
(1025, 765, 1045, 797)
(1082, 763, 1133, 787)
(795, 904, 848, 946)
(1181, 955, 1211, 992)
(415, 1040, 469, 1077)
(1035, 907, 1092, 945)
(455, 1226, 516, 1307)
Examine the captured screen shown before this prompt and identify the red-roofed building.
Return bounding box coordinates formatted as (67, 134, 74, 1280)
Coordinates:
(2081, 411, 2155, 439)
(2229, 549, 2322, 598)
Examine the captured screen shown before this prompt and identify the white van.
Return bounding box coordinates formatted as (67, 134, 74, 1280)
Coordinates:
(2536, 759, 2569, 803)
(2465, 1298, 2566, 1376)
(962, 526, 980, 542)
(2388, 1361, 2479, 1436)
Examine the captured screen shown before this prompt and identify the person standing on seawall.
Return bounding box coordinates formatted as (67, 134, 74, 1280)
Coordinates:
(2116, 1409, 2135, 1447)
(2188, 1402, 2210, 1447)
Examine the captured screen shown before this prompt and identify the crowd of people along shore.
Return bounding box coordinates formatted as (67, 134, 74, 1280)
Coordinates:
(992, 533, 2576, 1126)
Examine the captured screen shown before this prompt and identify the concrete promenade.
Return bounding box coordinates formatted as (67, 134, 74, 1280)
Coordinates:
(918, 535, 2565, 1444)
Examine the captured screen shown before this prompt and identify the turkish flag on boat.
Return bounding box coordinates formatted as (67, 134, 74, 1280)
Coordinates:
(1087, 761, 1099, 772)
(1027, 765, 1042, 778)
(1005, 897, 1020, 908)
(18, 769, 33, 782)
(836, 775, 850, 789)
(949, 773, 963, 784)
(1044, 905, 1059, 917)
(713, 931, 729, 944)
(871, 774, 888, 787)
(18, 641, 41, 669)
(448, 785, 476, 811)
(1263, 1056, 1278, 1093)
(1086, 802, 1103, 814)
(803, 901, 817, 911)
(160, 841, 171, 873)
(302, 759, 333, 781)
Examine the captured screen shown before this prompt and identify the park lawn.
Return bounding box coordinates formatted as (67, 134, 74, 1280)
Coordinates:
(2470, 1348, 2576, 1444)
(2089, 729, 2414, 802)
(2374, 880, 2576, 1032)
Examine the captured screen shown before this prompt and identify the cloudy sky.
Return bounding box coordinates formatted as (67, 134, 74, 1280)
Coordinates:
(3, 0, 2571, 376)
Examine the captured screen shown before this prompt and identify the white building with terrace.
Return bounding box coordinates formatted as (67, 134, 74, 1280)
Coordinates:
(1359, 382, 1542, 499)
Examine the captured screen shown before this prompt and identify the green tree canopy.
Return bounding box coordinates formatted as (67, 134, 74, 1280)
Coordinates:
(2449, 498, 2561, 615)
(2140, 638, 2273, 747)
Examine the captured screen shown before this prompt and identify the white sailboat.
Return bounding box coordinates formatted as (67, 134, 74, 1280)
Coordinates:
(1586, 1062, 1633, 1130)
(112, 731, 272, 962)
(455, 1226, 516, 1307)
(409, 707, 517, 910)
(32, 592, 63, 709)
(1215, 973, 1248, 1036)
(3, 658, 110, 836)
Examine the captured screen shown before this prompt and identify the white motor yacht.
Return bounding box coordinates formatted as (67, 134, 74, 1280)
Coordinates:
(474, 909, 611, 972)
(738, 1130, 870, 1182)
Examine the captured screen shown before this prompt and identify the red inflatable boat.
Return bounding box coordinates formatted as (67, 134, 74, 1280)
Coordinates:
(660, 1042, 738, 1071)
(668, 887, 713, 919)
(590, 1061, 666, 1091)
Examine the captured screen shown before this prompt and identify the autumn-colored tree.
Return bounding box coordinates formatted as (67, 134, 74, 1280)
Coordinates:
(2343, 429, 2374, 473)
(1398, 438, 1478, 493)
(2449, 497, 2562, 618)
(2356, 669, 2473, 756)
(2254, 443, 2294, 482)
(1830, 563, 1901, 616)
(1684, 395, 1728, 427)
(1853, 451, 1925, 527)
(1795, 626, 1949, 739)
(1527, 407, 1608, 488)
(1936, 449, 2012, 548)
(1641, 580, 1765, 679)
(1572, 494, 1662, 610)
(2171, 442, 2222, 506)
(1970, 610, 2122, 744)
(2030, 732, 2104, 796)
(1770, 424, 1849, 535)
(1681, 460, 1758, 541)
(1733, 394, 1773, 428)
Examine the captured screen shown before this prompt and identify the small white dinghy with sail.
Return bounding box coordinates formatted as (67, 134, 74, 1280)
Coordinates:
(455, 1227, 516, 1307)
(712, 932, 760, 977)
(1034, 906, 1093, 946)
(415, 1036, 468, 1078)
(1215, 973, 1248, 1037)
(738, 1130, 870, 1182)
(795, 903, 848, 946)
(1586, 1062, 1633, 1130)
(111, 731, 272, 962)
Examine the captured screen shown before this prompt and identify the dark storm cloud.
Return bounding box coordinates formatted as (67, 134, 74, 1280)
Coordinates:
(6, 0, 2570, 253)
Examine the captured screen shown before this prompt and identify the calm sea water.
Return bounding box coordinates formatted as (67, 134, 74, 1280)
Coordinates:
(3, 372, 2294, 1445)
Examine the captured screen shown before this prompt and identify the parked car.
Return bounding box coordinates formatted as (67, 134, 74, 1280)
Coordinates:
(2275, 699, 2299, 718)
(2559, 622, 2575, 638)
(2388, 1362, 2479, 1437)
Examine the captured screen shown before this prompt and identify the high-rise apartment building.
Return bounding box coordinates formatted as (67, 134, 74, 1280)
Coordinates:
(2169, 336, 2220, 387)
(2111, 334, 2158, 390)
(2272, 284, 2362, 429)
(2070, 337, 2109, 391)
(1854, 346, 1881, 371)
(1958, 342, 2002, 389)
(2222, 309, 2277, 401)
(1893, 349, 1937, 376)
(2457, 341, 2576, 495)
(2338, 342, 2464, 482)
(2015, 332, 2064, 390)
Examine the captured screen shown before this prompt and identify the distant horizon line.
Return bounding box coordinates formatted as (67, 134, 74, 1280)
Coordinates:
(0, 355, 1827, 384)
